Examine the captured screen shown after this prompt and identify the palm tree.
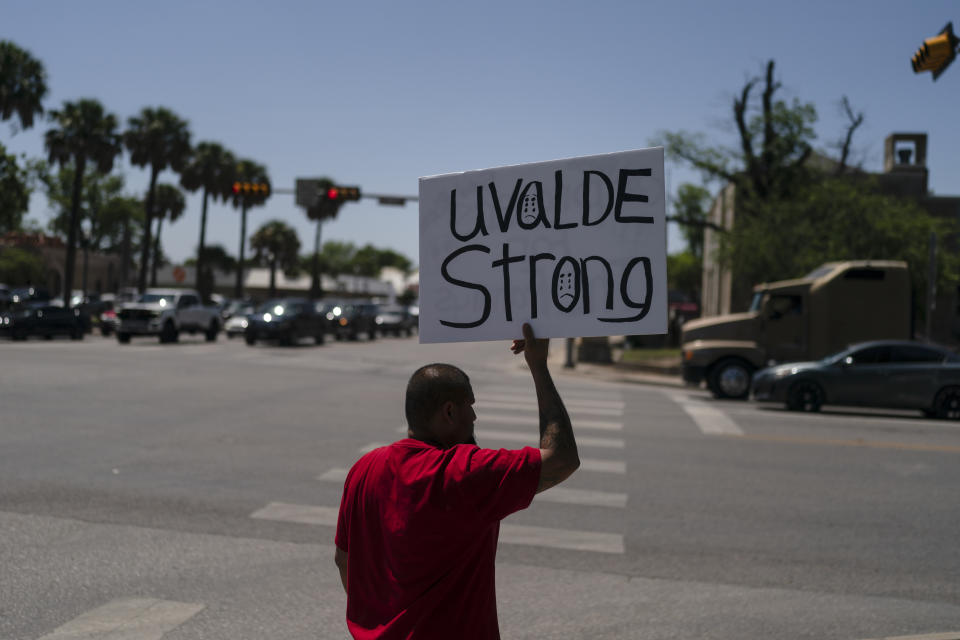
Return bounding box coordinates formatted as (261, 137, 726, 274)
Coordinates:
(250, 220, 301, 298)
(150, 183, 186, 286)
(180, 142, 236, 301)
(0, 40, 48, 130)
(44, 99, 122, 307)
(124, 107, 191, 293)
(304, 177, 345, 298)
(229, 159, 270, 299)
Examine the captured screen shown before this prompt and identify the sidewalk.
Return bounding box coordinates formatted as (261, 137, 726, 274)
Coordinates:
(545, 339, 685, 389)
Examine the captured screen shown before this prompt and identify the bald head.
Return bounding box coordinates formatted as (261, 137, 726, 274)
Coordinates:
(405, 363, 472, 431)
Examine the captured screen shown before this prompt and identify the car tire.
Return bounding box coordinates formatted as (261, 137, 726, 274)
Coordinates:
(205, 321, 219, 342)
(707, 358, 753, 400)
(101, 326, 112, 337)
(368, 328, 377, 341)
(245, 333, 256, 346)
(12, 329, 26, 341)
(70, 327, 83, 340)
(314, 332, 325, 345)
(160, 321, 178, 344)
(786, 380, 824, 412)
(117, 333, 131, 344)
(934, 386, 960, 420)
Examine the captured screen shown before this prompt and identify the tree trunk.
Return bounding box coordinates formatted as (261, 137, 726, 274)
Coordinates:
(269, 256, 277, 298)
(234, 202, 248, 299)
(151, 215, 164, 287)
(137, 166, 159, 294)
(62, 156, 86, 308)
(119, 216, 131, 289)
(81, 243, 89, 298)
(196, 188, 209, 301)
(310, 219, 322, 299)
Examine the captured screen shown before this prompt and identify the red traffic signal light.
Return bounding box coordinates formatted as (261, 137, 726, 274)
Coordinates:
(327, 187, 339, 200)
(911, 22, 959, 80)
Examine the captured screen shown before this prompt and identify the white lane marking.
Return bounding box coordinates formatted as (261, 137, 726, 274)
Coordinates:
(359, 442, 387, 453)
(481, 429, 624, 449)
(499, 523, 624, 554)
(317, 467, 349, 483)
(668, 394, 744, 436)
(481, 399, 624, 417)
(857, 633, 960, 640)
(579, 458, 626, 474)
(484, 393, 624, 411)
(38, 598, 204, 639)
(251, 502, 338, 526)
(534, 487, 627, 508)
(480, 414, 622, 432)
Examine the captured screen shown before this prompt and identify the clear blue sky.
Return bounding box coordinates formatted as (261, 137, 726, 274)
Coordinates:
(3, 0, 959, 268)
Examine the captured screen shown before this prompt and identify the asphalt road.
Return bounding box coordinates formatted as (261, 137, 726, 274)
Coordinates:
(2, 332, 960, 639)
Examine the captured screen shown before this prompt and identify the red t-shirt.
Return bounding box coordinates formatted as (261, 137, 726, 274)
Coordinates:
(335, 438, 541, 639)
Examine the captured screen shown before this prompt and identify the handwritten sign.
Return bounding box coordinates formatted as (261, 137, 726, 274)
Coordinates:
(418, 148, 667, 343)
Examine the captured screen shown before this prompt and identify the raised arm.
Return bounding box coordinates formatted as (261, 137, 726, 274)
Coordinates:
(511, 323, 580, 493)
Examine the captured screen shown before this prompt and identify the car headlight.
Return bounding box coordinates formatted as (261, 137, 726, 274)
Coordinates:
(774, 368, 798, 378)
(240, 319, 248, 328)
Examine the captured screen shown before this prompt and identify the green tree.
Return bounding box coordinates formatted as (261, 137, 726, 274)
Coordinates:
(180, 141, 236, 300)
(43, 164, 129, 294)
(124, 107, 191, 293)
(0, 146, 29, 231)
(351, 244, 414, 277)
(228, 158, 270, 298)
(0, 40, 48, 131)
(670, 184, 711, 261)
(251, 220, 300, 298)
(100, 196, 145, 288)
(666, 250, 702, 302)
(44, 99, 122, 307)
(150, 183, 186, 286)
(0, 246, 45, 285)
(0, 41, 47, 235)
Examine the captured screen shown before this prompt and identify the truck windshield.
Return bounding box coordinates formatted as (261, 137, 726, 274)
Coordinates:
(138, 294, 175, 305)
(749, 292, 765, 312)
(804, 264, 836, 279)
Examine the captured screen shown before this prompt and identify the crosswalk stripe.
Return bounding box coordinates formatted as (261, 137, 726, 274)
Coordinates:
(481, 429, 624, 449)
(499, 523, 624, 554)
(250, 502, 624, 554)
(668, 394, 744, 436)
(251, 502, 338, 526)
(579, 458, 626, 474)
(481, 399, 624, 416)
(481, 386, 623, 402)
(480, 413, 623, 432)
(37, 598, 204, 639)
(483, 393, 624, 410)
(534, 487, 627, 508)
(319, 459, 624, 482)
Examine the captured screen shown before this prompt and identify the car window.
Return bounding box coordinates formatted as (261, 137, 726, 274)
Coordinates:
(179, 295, 198, 308)
(847, 346, 891, 365)
(891, 345, 946, 364)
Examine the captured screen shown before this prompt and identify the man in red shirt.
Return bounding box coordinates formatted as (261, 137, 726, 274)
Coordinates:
(335, 323, 580, 639)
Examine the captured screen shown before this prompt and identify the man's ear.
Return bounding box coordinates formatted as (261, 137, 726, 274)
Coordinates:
(441, 400, 456, 423)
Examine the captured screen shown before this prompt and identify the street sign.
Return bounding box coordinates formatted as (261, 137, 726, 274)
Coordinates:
(377, 196, 407, 206)
(295, 178, 322, 208)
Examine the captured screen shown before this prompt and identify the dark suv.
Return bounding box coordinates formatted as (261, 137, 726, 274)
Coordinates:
(321, 301, 379, 341)
(245, 298, 329, 346)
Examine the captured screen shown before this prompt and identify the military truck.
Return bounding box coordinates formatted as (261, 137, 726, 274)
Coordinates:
(681, 261, 911, 399)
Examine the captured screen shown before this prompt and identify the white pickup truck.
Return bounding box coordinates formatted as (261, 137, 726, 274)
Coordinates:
(116, 288, 221, 344)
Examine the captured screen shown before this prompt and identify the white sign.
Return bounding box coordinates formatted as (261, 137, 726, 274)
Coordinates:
(418, 148, 667, 343)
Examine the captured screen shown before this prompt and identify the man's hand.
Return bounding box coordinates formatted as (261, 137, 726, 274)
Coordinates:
(510, 323, 549, 370)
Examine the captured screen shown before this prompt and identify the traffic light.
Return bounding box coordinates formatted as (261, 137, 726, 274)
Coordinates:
(232, 181, 271, 197)
(321, 185, 361, 203)
(911, 22, 959, 80)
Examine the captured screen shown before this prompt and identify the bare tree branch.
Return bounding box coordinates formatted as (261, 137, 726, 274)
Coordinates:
(666, 215, 727, 233)
(835, 96, 864, 176)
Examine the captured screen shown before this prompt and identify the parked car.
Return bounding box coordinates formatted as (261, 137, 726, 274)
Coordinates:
(9, 286, 51, 306)
(99, 297, 120, 336)
(245, 298, 328, 346)
(751, 340, 960, 419)
(0, 302, 84, 340)
(322, 301, 378, 341)
(375, 304, 416, 336)
(224, 303, 255, 338)
(0, 283, 10, 309)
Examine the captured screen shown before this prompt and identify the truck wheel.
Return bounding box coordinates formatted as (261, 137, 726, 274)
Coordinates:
(160, 321, 178, 344)
(934, 386, 960, 420)
(707, 359, 753, 400)
(205, 321, 219, 342)
(786, 380, 824, 412)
